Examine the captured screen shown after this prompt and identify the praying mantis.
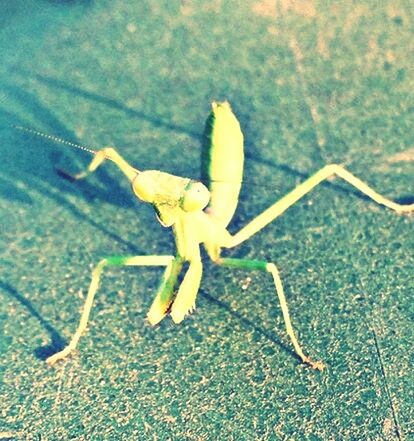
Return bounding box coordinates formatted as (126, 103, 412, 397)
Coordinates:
(36, 101, 413, 370)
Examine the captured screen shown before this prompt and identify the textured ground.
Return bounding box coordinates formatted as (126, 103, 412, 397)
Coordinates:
(0, 1, 413, 439)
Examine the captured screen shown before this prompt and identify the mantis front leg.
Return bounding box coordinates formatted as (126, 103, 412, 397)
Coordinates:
(228, 164, 414, 247)
(58, 146, 138, 182)
(170, 258, 203, 324)
(46, 255, 179, 365)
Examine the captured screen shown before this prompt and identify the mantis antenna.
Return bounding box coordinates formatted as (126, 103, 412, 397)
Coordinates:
(13, 125, 100, 157)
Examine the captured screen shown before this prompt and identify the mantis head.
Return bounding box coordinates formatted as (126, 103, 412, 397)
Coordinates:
(132, 170, 210, 226)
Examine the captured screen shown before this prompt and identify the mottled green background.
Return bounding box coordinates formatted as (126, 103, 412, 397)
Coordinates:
(1, 1, 413, 439)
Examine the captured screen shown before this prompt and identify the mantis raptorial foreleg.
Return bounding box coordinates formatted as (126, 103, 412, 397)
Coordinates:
(170, 259, 203, 324)
(228, 164, 414, 248)
(218, 257, 324, 370)
(58, 146, 138, 181)
(147, 257, 184, 325)
(46, 255, 175, 365)
(57, 148, 109, 180)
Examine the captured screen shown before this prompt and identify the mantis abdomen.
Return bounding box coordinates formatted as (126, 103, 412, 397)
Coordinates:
(201, 101, 244, 228)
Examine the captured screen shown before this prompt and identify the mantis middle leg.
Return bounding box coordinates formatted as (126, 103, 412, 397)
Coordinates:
(46, 255, 182, 365)
(217, 257, 324, 370)
(228, 164, 414, 248)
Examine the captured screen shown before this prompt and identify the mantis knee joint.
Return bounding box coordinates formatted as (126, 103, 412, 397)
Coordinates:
(94, 258, 108, 275)
(323, 164, 341, 174)
(265, 263, 278, 274)
(100, 147, 117, 160)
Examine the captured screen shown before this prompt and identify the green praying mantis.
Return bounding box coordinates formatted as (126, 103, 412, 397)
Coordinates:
(27, 101, 413, 370)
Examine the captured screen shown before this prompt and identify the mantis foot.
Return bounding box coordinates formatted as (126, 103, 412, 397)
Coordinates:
(303, 357, 325, 371)
(46, 346, 74, 366)
(56, 167, 85, 181)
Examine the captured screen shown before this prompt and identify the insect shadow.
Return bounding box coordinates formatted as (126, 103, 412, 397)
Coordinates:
(0, 281, 67, 360)
(23, 71, 201, 140)
(394, 195, 414, 205)
(0, 84, 150, 253)
(199, 287, 296, 360)
(19, 70, 408, 208)
(1, 82, 134, 208)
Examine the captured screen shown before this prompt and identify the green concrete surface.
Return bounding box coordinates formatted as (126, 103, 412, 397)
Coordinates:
(1, 1, 413, 439)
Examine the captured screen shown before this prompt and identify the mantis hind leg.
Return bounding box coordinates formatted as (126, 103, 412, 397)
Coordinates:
(217, 257, 324, 371)
(46, 255, 175, 365)
(228, 164, 414, 248)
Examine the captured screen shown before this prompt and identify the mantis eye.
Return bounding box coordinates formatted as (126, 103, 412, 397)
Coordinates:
(181, 182, 210, 212)
(132, 172, 155, 202)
